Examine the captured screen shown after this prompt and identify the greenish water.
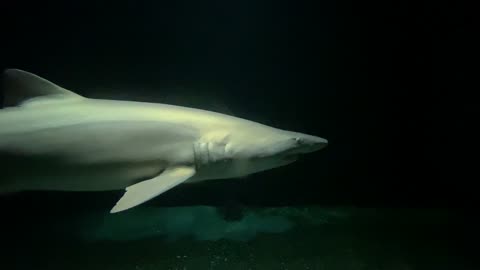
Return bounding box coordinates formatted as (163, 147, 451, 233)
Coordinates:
(2, 205, 468, 269)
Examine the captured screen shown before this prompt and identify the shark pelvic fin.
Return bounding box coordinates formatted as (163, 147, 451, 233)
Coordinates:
(110, 166, 196, 213)
(2, 69, 83, 107)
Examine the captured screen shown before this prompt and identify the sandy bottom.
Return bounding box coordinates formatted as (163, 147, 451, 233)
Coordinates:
(0, 204, 471, 270)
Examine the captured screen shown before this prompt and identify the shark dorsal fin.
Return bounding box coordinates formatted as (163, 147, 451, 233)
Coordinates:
(2, 69, 83, 107)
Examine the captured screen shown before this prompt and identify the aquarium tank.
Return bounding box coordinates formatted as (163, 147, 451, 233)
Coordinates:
(0, 0, 475, 269)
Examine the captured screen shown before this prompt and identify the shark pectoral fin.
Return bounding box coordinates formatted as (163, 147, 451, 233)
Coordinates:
(110, 166, 196, 214)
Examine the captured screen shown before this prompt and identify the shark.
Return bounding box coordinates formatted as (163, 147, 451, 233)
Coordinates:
(0, 69, 328, 213)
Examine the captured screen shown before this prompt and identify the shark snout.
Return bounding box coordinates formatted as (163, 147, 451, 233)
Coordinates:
(295, 134, 328, 153)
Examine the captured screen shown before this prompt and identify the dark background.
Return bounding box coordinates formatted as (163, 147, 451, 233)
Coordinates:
(0, 0, 476, 211)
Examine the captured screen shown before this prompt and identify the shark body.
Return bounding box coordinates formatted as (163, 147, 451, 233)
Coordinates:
(0, 69, 327, 213)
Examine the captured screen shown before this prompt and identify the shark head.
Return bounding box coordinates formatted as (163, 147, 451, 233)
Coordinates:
(193, 126, 328, 181)
(236, 129, 328, 174)
(277, 131, 329, 161)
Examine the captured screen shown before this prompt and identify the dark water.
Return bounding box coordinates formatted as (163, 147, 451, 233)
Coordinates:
(0, 191, 474, 269)
(1, 0, 476, 269)
(0, 193, 472, 269)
